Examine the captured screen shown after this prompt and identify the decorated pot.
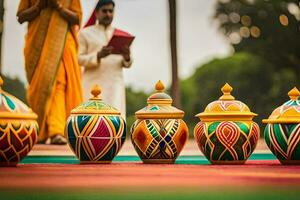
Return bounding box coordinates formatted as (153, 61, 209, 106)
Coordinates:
(0, 77, 38, 167)
(194, 83, 260, 165)
(65, 85, 126, 164)
(130, 81, 189, 164)
(263, 87, 300, 165)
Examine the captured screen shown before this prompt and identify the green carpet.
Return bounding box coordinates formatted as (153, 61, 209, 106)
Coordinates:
(21, 154, 277, 164)
(1, 189, 299, 200)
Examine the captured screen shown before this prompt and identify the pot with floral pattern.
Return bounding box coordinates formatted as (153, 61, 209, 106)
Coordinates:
(0, 77, 38, 167)
(194, 83, 260, 164)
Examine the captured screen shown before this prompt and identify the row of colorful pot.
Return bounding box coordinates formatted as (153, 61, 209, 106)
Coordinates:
(0, 77, 299, 166)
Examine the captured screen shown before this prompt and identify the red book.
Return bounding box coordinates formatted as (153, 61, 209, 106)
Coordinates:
(107, 29, 135, 54)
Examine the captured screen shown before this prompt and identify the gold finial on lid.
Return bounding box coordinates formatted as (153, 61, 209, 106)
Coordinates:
(219, 83, 235, 100)
(288, 87, 300, 101)
(155, 80, 165, 92)
(90, 84, 101, 100)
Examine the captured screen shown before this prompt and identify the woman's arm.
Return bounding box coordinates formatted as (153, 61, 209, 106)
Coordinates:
(49, 0, 79, 25)
(17, 0, 47, 24)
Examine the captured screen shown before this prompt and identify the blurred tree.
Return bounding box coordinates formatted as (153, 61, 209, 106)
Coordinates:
(126, 87, 148, 117)
(215, 0, 300, 77)
(168, 0, 181, 108)
(181, 52, 299, 135)
(0, 0, 4, 74)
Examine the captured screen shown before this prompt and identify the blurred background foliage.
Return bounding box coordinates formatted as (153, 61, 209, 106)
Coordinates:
(2, 0, 300, 137)
(181, 52, 299, 132)
(1, 75, 26, 103)
(215, 0, 300, 76)
(126, 0, 300, 135)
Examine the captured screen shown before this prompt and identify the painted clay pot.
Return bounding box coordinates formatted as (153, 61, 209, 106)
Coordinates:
(131, 81, 189, 164)
(65, 85, 126, 164)
(0, 77, 38, 167)
(263, 87, 300, 165)
(194, 83, 260, 165)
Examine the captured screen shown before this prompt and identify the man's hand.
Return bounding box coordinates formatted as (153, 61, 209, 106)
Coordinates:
(121, 46, 130, 61)
(97, 46, 113, 60)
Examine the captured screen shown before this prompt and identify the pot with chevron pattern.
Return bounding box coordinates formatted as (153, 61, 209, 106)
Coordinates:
(0, 77, 38, 167)
(65, 85, 126, 164)
(263, 87, 300, 165)
(194, 83, 260, 165)
(131, 81, 189, 164)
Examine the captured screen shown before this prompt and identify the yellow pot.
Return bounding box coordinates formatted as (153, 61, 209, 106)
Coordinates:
(263, 87, 300, 165)
(0, 77, 38, 167)
(194, 83, 259, 165)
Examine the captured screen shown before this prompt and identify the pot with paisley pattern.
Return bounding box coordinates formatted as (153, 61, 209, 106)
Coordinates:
(194, 83, 260, 165)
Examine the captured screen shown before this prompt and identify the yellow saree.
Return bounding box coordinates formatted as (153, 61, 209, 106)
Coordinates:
(18, 0, 83, 142)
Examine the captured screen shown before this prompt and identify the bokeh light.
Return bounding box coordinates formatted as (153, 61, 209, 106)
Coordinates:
(250, 26, 261, 38)
(229, 12, 241, 23)
(279, 14, 289, 26)
(240, 26, 250, 38)
(229, 32, 242, 44)
(241, 15, 252, 26)
(217, 13, 229, 24)
(287, 3, 300, 21)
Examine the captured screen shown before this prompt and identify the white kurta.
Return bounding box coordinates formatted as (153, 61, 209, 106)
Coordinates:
(78, 24, 132, 118)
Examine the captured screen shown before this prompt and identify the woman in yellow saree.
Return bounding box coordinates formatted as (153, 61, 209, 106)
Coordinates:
(17, 0, 83, 144)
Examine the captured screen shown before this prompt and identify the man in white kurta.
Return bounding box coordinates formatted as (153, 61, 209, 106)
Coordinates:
(78, 0, 132, 118)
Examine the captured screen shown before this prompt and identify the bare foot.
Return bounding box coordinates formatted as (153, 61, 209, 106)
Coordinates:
(50, 134, 67, 145)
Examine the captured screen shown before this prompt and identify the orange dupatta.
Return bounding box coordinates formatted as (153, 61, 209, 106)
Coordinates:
(18, 0, 83, 141)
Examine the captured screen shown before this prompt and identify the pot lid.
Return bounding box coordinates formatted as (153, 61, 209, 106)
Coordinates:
(71, 85, 121, 115)
(0, 76, 37, 119)
(196, 83, 257, 122)
(263, 87, 300, 124)
(135, 80, 184, 119)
